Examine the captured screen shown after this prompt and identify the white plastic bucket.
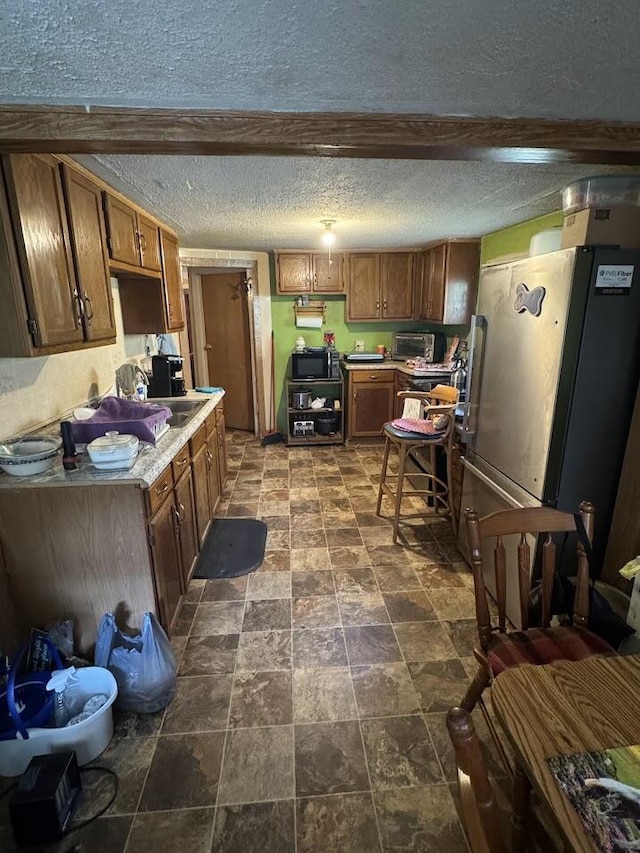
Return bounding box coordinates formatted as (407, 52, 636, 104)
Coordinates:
(0, 666, 118, 777)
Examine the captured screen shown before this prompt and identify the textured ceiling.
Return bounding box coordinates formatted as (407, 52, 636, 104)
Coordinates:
(2, 0, 640, 121)
(74, 154, 635, 250)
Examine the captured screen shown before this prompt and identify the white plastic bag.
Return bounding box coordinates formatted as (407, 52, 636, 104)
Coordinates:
(94, 612, 176, 713)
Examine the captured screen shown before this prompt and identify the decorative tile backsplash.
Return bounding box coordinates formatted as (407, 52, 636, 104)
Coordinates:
(0, 279, 147, 440)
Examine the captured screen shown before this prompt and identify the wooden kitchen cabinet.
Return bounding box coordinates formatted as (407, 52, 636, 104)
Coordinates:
(137, 214, 162, 272)
(346, 253, 380, 320)
(275, 251, 344, 294)
(191, 442, 211, 546)
(104, 193, 162, 274)
(346, 252, 415, 322)
(61, 165, 116, 342)
(381, 252, 415, 319)
(347, 370, 396, 439)
(159, 229, 185, 330)
(103, 194, 139, 267)
(148, 494, 183, 630)
(0, 154, 121, 356)
(418, 240, 480, 324)
(216, 408, 228, 490)
(0, 398, 228, 649)
(1, 153, 83, 350)
(206, 428, 222, 516)
(276, 252, 311, 293)
(312, 253, 343, 293)
(174, 467, 199, 588)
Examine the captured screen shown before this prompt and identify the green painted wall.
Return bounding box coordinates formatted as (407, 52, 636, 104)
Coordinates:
(481, 210, 563, 264)
(271, 290, 467, 431)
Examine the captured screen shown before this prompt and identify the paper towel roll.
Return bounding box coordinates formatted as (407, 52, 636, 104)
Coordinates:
(296, 315, 323, 329)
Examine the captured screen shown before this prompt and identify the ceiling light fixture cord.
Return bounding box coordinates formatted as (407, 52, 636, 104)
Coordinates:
(321, 219, 336, 266)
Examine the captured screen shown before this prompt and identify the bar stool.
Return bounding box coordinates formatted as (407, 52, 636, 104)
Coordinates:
(376, 384, 459, 542)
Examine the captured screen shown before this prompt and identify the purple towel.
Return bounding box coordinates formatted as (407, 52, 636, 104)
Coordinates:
(70, 397, 172, 446)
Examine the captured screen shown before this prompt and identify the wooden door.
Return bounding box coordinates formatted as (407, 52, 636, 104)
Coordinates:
(429, 243, 447, 321)
(138, 214, 162, 272)
(418, 249, 433, 320)
(4, 154, 83, 348)
(191, 443, 211, 546)
(104, 194, 140, 267)
(148, 496, 183, 630)
(159, 229, 185, 330)
(381, 253, 414, 319)
(350, 382, 395, 438)
(206, 431, 221, 517)
(61, 165, 116, 342)
(277, 253, 311, 293)
(347, 254, 380, 321)
(312, 253, 343, 293)
(174, 468, 199, 587)
(216, 410, 227, 492)
(201, 272, 254, 431)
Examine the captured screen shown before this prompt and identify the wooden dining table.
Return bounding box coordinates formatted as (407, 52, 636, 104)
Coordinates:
(491, 654, 640, 853)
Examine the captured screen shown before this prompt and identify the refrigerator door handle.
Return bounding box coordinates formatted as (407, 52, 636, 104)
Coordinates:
(461, 314, 486, 445)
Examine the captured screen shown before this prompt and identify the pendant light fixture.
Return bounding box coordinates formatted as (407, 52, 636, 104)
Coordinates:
(320, 219, 336, 265)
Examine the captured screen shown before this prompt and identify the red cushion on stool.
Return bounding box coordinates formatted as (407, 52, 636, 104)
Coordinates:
(487, 626, 615, 676)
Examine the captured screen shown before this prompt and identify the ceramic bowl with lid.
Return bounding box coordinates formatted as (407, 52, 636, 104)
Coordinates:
(87, 431, 140, 469)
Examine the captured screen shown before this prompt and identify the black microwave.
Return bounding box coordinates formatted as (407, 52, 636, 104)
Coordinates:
(291, 350, 341, 380)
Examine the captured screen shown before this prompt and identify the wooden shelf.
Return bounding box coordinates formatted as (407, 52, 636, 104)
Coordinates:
(287, 406, 340, 414)
(287, 431, 343, 446)
(286, 377, 343, 385)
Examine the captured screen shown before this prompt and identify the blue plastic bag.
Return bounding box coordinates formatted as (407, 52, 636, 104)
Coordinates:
(95, 613, 176, 713)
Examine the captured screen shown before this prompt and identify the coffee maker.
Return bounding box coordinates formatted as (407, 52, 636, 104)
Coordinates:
(147, 355, 187, 397)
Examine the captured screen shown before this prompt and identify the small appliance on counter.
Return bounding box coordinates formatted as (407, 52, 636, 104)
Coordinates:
(291, 347, 341, 381)
(147, 355, 187, 398)
(343, 351, 385, 364)
(391, 331, 446, 363)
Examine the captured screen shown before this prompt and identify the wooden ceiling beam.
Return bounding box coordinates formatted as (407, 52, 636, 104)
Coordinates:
(0, 105, 640, 163)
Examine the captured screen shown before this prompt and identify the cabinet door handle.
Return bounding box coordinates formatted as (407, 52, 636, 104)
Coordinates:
(376, 301, 380, 311)
(383, 300, 387, 311)
(139, 232, 147, 256)
(176, 456, 188, 466)
(313, 273, 317, 286)
(156, 482, 169, 496)
(73, 289, 84, 324)
(83, 295, 94, 322)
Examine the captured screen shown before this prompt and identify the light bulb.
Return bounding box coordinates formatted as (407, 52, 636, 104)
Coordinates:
(322, 230, 336, 247)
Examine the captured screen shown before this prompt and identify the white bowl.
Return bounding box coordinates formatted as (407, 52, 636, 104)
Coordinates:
(0, 435, 62, 463)
(0, 452, 58, 477)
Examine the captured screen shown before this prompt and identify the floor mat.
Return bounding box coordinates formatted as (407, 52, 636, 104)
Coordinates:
(193, 518, 267, 579)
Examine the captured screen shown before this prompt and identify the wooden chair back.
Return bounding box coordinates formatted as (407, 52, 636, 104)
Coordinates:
(446, 706, 507, 853)
(464, 502, 594, 651)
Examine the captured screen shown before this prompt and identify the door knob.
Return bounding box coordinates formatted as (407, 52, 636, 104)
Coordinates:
(204, 344, 213, 350)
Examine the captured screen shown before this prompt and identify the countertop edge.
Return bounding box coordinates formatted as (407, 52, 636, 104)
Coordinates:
(0, 391, 225, 490)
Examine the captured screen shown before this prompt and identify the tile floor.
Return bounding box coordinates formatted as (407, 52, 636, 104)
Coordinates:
(0, 431, 504, 852)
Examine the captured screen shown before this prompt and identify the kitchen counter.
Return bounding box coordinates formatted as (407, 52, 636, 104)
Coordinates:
(342, 360, 452, 378)
(0, 390, 224, 490)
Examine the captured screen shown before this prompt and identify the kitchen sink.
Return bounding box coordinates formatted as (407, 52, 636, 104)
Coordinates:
(150, 398, 208, 429)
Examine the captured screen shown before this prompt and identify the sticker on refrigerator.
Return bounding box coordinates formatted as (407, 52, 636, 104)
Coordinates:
(595, 265, 634, 295)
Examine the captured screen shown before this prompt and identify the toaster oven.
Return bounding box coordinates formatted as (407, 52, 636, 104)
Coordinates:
(391, 332, 446, 363)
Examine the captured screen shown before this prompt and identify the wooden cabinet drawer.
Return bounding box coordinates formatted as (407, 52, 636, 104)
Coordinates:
(190, 423, 206, 454)
(146, 465, 173, 516)
(351, 370, 396, 385)
(171, 445, 191, 482)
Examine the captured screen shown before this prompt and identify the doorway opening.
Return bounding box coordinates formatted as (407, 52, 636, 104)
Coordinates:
(201, 270, 254, 432)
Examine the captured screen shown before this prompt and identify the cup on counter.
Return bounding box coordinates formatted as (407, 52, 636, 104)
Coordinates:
(376, 344, 386, 356)
(355, 340, 365, 352)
